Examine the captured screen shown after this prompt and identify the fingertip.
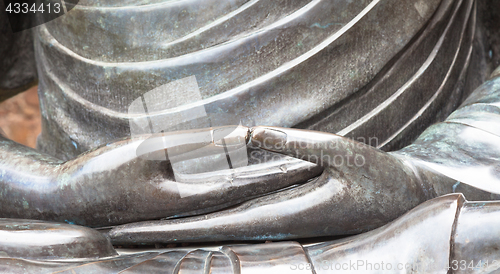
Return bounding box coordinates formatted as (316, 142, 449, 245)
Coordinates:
(250, 126, 288, 151)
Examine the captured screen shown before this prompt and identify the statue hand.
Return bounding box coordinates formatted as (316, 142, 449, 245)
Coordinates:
(0, 126, 320, 227)
(108, 126, 433, 244)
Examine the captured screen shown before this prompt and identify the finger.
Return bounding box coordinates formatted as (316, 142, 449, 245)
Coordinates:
(0, 133, 322, 227)
(151, 152, 323, 220)
(107, 166, 426, 245)
(107, 171, 344, 245)
(250, 126, 372, 167)
(136, 125, 250, 162)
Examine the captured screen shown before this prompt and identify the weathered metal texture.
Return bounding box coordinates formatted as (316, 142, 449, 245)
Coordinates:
(3, 194, 500, 273)
(0, 61, 499, 257)
(0, 240, 315, 273)
(305, 0, 478, 150)
(103, 70, 500, 244)
(0, 0, 499, 272)
(0, 126, 321, 227)
(305, 193, 465, 274)
(394, 71, 500, 195)
(34, 0, 481, 161)
(109, 125, 435, 244)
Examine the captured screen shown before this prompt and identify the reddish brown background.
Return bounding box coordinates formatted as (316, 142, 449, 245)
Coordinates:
(0, 86, 41, 148)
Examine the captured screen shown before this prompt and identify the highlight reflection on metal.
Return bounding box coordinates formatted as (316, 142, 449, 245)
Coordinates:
(0, 70, 500, 273)
(35, 0, 479, 160)
(1, 195, 500, 273)
(107, 72, 500, 244)
(0, 0, 500, 272)
(0, 125, 319, 227)
(128, 76, 250, 186)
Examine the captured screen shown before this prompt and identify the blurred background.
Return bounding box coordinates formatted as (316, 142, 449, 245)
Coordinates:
(0, 85, 41, 148)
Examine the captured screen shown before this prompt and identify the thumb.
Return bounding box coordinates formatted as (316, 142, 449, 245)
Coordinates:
(250, 126, 374, 168)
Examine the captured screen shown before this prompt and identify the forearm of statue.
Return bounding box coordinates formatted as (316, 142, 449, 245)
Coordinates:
(391, 68, 500, 200)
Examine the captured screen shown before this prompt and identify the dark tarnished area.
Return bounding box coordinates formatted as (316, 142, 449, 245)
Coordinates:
(0, 1, 37, 101)
(0, 0, 500, 272)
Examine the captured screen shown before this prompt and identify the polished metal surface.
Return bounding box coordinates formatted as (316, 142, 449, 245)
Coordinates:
(35, 0, 481, 160)
(1, 69, 499, 273)
(109, 125, 436, 244)
(0, 125, 320, 227)
(106, 71, 500, 243)
(0, 218, 117, 260)
(0, 0, 500, 272)
(2, 194, 500, 273)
